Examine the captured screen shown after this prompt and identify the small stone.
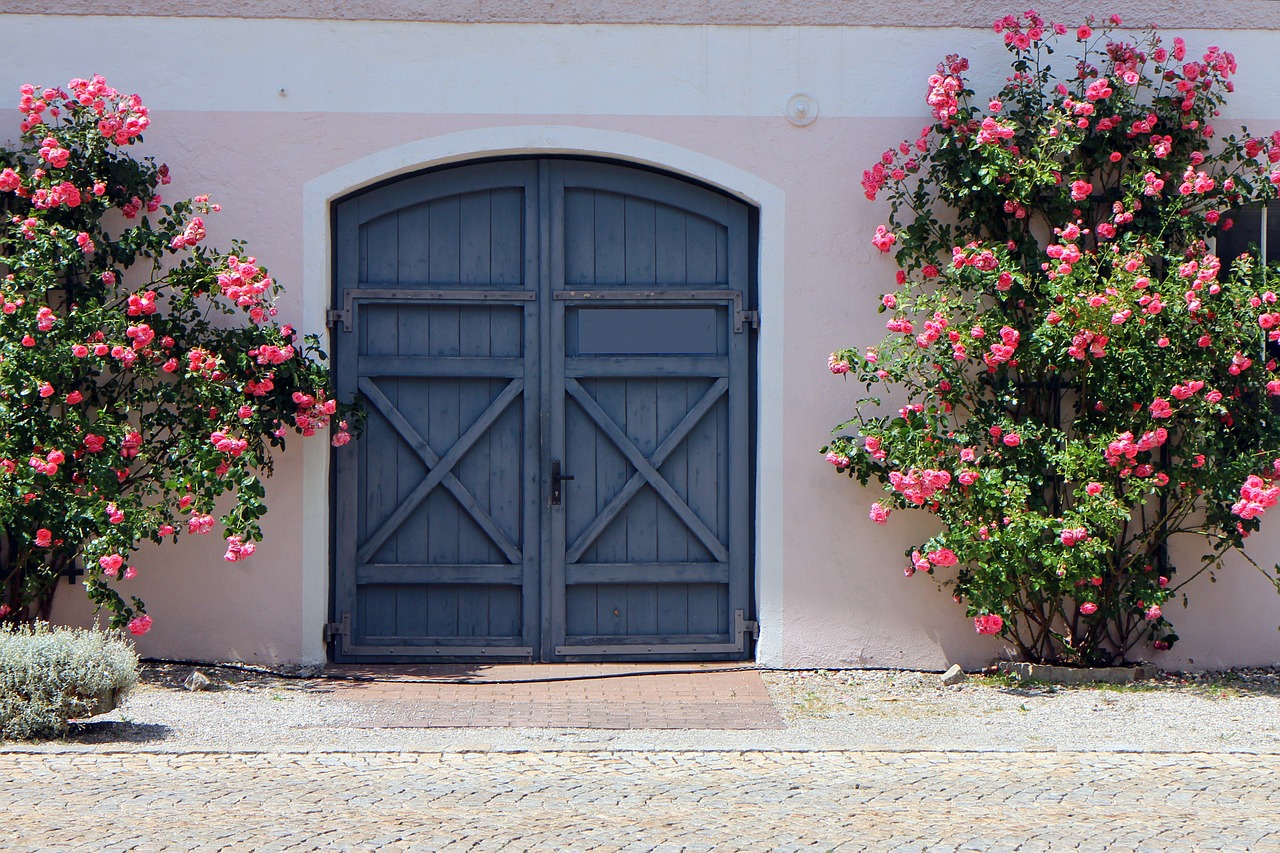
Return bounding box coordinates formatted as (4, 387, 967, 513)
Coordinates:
(940, 664, 967, 686)
(183, 670, 214, 691)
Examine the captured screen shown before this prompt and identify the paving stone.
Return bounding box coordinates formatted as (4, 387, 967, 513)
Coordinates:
(4, 749, 1279, 850)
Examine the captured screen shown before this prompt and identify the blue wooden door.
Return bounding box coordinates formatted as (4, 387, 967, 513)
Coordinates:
(547, 161, 754, 660)
(330, 159, 754, 662)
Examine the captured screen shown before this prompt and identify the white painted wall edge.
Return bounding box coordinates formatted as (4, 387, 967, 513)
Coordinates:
(301, 125, 786, 665)
(5, 16, 1280, 120)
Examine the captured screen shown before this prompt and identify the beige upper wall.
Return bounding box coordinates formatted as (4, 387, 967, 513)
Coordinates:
(16, 0, 1280, 28)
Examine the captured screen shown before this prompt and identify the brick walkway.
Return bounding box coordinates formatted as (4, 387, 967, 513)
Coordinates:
(317, 664, 784, 729)
(6, 750, 1278, 851)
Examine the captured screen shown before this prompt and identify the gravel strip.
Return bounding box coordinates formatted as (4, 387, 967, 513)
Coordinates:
(5, 663, 1279, 754)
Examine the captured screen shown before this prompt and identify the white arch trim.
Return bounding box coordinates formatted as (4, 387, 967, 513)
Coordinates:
(299, 125, 786, 665)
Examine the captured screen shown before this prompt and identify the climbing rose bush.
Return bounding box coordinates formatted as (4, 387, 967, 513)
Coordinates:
(827, 13, 1280, 665)
(0, 76, 355, 633)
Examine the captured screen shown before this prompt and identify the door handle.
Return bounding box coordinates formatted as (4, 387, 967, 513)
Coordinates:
(550, 459, 575, 506)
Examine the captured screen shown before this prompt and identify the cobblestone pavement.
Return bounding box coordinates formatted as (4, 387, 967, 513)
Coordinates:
(7, 749, 1279, 851)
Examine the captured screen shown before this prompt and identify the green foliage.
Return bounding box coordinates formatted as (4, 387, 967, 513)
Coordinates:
(0, 622, 138, 740)
(827, 13, 1280, 664)
(0, 76, 358, 631)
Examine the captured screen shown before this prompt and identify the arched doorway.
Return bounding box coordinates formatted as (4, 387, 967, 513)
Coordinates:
(328, 157, 756, 662)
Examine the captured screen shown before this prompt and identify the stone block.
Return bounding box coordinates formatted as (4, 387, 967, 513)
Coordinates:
(996, 661, 1158, 685)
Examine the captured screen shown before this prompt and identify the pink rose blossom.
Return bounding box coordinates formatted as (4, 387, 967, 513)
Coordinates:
(128, 614, 153, 636)
(871, 225, 897, 253)
(1079, 602, 1098, 615)
(974, 613, 1004, 635)
(927, 548, 958, 567)
(223, 535, 257, 563)
(1059, 527, 1089, 546)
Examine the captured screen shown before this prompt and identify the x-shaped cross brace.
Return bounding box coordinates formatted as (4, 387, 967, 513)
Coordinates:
(355, 377, 524, 566)
(564, 377, 730, 564)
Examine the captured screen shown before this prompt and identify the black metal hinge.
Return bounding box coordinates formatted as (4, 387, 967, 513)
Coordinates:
(323, 612, 350, 644)
(325, 308, 351, 331)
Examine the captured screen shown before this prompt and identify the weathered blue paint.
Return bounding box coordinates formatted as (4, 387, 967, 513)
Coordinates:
(332, 158, 753, 662)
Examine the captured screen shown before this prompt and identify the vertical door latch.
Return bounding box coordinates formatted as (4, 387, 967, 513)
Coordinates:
(550, 459, 575, 506)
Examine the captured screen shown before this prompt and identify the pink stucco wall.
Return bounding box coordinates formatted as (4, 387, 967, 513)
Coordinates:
(10, 13, 1280, 669)
(9, 0, 1280, 28)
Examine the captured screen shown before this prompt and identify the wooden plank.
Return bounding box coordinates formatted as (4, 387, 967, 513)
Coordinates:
(559, 633, 727, 646)
(564, 372, 598, 554)
(684, 213, 722, 286)
(623, 196, 657, 284)
(457, 587, 491, 637)
(459, 191, 493, 286)
(654, 201, 689, 285)
(457, 306, 496, 565)
(356, 564, 524, 585)
(353, 636, 530, 649)
(596, 583, 628, 637)
(565, 563, 729, 584)
(394, 585, 430, 638)
(656, 379, 691, 563)
(586, 378, 629, 564)
(565, 356, 728, 378)
(397, 202, 431, 282)
(363, 312, 402, 565)
(489, 186, 525, 287)
(425, 586, 460, 638)
(395, 305, 434, 571)
(487, 586, 523, 638)
(358, 356, 523, 378)
(686, 582, 724, 635)
(364, 212, 400, 285)
(593, 190, 626, 285)
(488, 376, 524, 555)
(426, 308, 462, 565)
(625, 377, 659, 570)
(626, 584, 658, 636)
(428, 195, 462, 286)
(565, 585, 597, 636)
(685, 381, 721, 563)
(656, 583, 689, 635)
(359, 585, 399, 638)
(563, 187, 595, 286)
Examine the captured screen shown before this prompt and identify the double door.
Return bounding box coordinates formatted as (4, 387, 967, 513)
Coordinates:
(330, 158, 754, 661)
